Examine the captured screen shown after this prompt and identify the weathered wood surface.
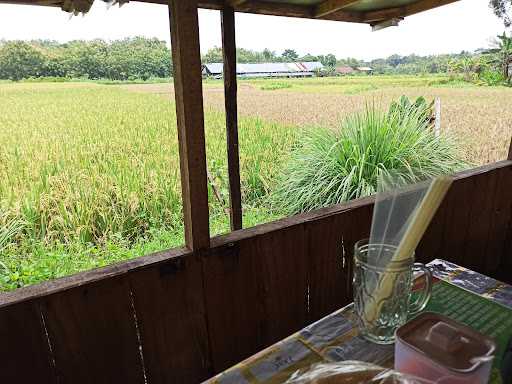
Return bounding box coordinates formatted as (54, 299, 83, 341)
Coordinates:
(415, 162, 512, 282)
(204, 225, 308, 372)
(485, 165, 512, 279)
(306, 202, 372, 320)
(221, 6, 243, 231)
(130, 254, 213, 383)
(170, 0, 210, 250)
(42, 277, 144, 383)
(0, 301, 55, 383)
(315, 0, 358, 18)
(0, 161, 510, 382)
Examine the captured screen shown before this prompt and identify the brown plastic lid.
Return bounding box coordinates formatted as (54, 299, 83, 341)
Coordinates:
(396, 312, 496, 373)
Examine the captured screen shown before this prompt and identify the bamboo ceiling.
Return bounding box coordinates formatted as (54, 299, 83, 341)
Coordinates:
(0, 0, 459, 24)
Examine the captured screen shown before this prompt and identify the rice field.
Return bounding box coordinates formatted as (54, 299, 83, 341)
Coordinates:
(132, 76, 512, 166)
(1, 76, 511, 290)
(0, 82, 294, 289)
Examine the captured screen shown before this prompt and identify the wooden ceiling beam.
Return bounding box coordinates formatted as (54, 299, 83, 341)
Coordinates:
(363, 0, 459, 23)
(234, 1, 314, 18)
(314, 0, 358, 18)
(321, 9, 364, 22)
(1, 0, 461, 24)
(0, 0, 61, 6)
(232, 0, 365, 22)
(228, 0, 248, 6)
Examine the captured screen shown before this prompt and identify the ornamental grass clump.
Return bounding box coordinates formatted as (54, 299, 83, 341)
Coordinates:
(273, 99, 467, 215)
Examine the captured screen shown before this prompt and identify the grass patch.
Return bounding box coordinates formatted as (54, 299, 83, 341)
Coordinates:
(260, 81, 293, 91)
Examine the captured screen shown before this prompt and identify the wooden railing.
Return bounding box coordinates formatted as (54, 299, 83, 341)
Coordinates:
(1, 160, 511, 384)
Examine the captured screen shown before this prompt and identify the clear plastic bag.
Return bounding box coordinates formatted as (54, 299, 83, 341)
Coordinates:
(285, 361, 431, 383)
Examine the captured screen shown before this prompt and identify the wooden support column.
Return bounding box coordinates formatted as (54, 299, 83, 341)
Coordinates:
(508, 137, 512, 160)
(221, 6, 243, 231)
(169, 0, 210, 250)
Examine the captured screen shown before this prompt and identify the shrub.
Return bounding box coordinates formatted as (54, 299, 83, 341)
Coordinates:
(478, 70, 506, 86)
(388, 95, 433, 127)
(260, 81, 293, 91)
(273, 100, 467, 214)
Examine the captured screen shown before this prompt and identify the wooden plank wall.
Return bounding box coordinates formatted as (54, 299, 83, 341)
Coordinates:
(0, 161, 510, 383)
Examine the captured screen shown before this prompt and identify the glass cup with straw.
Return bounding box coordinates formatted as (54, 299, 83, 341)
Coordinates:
(353, 176, 453, 344)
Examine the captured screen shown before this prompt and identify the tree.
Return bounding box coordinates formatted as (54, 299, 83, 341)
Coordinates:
(301, 53, 318, 62)
(484, 32, 512, 82)
(236, 48, 265, 63)
(282, 49, 299, 62)
(62, 39, 108, 79)
(388, 54, 404, 67)
(338, 57, 361, 68)
(262, 48, 276, 62)
(0, 41, 45, 81)
(317, 53, 337, 67)
(490, 0, 512, 27)
(203, 47, 223, 63)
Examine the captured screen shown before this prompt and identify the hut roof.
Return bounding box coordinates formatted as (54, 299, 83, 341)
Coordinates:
(336, 66, 355, 74)
(203, 61, 324, 75)
(1, 0, 460, 24)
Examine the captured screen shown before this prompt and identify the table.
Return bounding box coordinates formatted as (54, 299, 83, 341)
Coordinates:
(204, 259, 512, 384)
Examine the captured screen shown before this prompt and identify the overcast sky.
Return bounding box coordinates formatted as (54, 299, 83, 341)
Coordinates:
(0, 0, 506, 60)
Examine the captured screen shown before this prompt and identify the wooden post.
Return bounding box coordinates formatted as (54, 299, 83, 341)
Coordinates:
(434, 97, 441, 137)
(508, 137, 512, 160)
(169, 0, 210, 250)
(221, 6, 243, 231)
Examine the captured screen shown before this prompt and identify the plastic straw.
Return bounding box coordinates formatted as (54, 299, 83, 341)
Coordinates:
(364, 176, 453, 324)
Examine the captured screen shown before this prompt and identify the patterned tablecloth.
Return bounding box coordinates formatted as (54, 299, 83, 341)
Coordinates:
(204, 259, 512, 384)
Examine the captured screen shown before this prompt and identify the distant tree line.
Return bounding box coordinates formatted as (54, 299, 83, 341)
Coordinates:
(202, 47, 338, 67)
(202, 46, 489, 75)
(1, 35, 510, 84)
(0, 38, 172, 81)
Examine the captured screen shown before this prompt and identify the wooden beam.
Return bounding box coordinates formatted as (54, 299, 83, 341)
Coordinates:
(234, 1, 364, 22)
(364, 0, 459, 23)
(229, 0, 248, 6)
(0, 0, 61, 6)
(321, 9, 364, 22)
(169, 0, 210, 250)
(221, 6, 243, 231)
(5, 0, 463, 23)
(235, 1, 314, 18)
(314, 0, 358, 18)
(508, 136, 512, 160)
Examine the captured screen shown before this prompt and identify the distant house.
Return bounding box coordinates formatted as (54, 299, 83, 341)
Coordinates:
(202, 62, 324, 78)
(356, 66, 373, 74)
(336, 66, 355, 75)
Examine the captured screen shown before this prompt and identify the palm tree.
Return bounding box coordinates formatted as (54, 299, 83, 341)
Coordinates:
(447, 56, 486, 82)
(485, 32, 512, 84)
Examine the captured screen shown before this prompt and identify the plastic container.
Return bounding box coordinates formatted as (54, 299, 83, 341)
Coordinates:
(395, 312, 496, 383)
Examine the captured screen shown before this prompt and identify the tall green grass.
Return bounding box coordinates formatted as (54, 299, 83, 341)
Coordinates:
(273, 101, 467, 214)
(0, 83, 295, 290)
